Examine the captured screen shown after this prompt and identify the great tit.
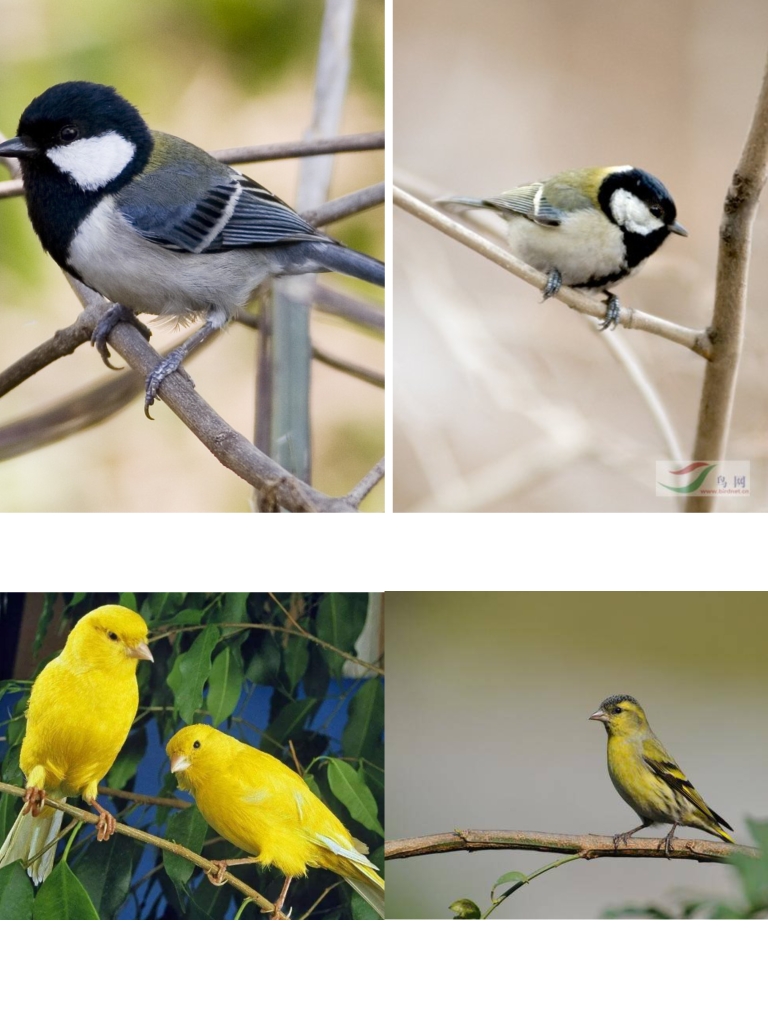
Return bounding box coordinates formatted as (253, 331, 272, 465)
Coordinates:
(0, 81, 384, 413)
(437, 166, 686, 329)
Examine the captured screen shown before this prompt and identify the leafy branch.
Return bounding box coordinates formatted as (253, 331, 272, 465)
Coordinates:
(0, 780, 279, 916)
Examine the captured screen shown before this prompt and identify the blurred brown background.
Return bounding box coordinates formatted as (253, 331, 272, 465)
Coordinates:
(394, 0, 768, 511)
(386, 592, 768, 918)
(0, 0, 383, 511)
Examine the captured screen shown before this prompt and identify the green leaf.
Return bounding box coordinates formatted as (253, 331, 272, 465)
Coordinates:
(0, 793, 18, 844)
(220, 593, 250, 624)
(449, 898, 481, 919)
(0, 862, 35, 920)
(326, 759, 383, 837)
(342, 678, 383, 760)
(263, 698, 317, 751)
(187, 877, 233, 920)
(107, 726, 147, 790)
(350, 889, 379, 920)
(168, 625, 220, 723)
(207, 646, 244, 726)
(33, 861, 99, 919)
(118, 592, 137, 612)
(163, 805, 209, 887)
(493, 870, 529, 888)
(284, 634, 309, 690)
(74, 834, 134, 920)
(315, 594, 369, 678)
(33, 595, 58, 654)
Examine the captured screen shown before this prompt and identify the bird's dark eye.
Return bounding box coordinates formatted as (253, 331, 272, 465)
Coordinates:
(193, 740, 201, 749)
(612, 706, 622, 714)
(59, 125, 79, 143)
(107, 631, 118, 641)
(649, 205, 663, 218)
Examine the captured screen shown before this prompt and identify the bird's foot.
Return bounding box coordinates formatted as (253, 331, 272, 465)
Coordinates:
(143, 350, 195, 419)
(662, 825, 677, 859)
(598, 292, 621, 331)
(91, 303, 151, 369)
(266, 876, 293, 920)
(541, 268, 562, 301)
(207, 860, 229, 886)
(88, 799, 117, 841)
(22, 786, 46, 817)
(612, 829, 637, 850)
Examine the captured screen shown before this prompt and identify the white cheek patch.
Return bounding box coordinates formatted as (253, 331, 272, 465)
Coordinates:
(610, 188, 665, 236)
(47, 131, 136, 191)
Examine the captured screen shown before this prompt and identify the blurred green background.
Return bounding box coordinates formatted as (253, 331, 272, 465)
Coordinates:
(0, 0, 383, 511)
(386, 592, 768, 918)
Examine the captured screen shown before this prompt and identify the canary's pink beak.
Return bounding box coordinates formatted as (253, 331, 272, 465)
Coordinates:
(128, 641, 153, 662)
(169, 753, 191, 773)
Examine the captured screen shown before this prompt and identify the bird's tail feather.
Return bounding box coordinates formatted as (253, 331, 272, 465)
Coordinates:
(0, 800, 65, 885)
(345, 862, 385, 918)
(310, 242, 385, 288)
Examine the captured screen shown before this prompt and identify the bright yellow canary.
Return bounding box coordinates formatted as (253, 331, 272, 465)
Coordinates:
(0, 604, 152, 884)
(589, 694, 734, 855)
(166, 724, 384, 918)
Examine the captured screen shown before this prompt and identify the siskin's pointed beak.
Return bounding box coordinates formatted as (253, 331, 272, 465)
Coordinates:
(589, 709, 609, 722)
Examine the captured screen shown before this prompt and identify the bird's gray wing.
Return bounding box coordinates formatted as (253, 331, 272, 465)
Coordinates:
(117, 163, 321, 254)
(483, 182, 563, 226)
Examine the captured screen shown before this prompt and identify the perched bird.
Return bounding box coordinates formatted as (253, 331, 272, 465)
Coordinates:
(166, 724, 384, 919)
(437, 166, 686, 329)
(0, 604, 152, 884)
(589, 694, 733, 856)
(0, 81, 384, 414)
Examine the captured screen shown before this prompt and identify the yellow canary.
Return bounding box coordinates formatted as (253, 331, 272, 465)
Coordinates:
(166, 724, 384, 918)
(589, 694, 734, 855)
(0, 604, 152, 883)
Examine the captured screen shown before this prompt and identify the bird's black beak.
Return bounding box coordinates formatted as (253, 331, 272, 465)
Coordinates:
(0, 136, 39, 160)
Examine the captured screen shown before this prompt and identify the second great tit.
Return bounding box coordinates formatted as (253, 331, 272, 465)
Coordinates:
(438, 166, 686, 330)
(0, 81, 384, 414)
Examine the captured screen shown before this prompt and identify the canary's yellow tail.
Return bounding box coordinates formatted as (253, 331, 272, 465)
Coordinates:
(0, 799, 65, 885)
(345, 862, 385, 918)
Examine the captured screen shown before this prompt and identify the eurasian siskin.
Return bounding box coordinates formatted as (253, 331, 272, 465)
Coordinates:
(589, 694, 733, 856)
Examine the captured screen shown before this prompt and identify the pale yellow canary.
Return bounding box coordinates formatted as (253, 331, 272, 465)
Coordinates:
(589, 694, 733, 855)
(166, 724, 384, 918)
(0, 604, 152, 883)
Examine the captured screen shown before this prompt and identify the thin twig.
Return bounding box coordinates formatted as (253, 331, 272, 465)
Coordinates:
(345, 456, 386, 505)
(0, 780, 277, 914)
(385, 829, 758, 863)
(312, 345, 384, 387)
(98, 786, 191, 810)
(394, 185, 710, 358)
(686, 50, 768, 511)
(0, 133, 385, 201)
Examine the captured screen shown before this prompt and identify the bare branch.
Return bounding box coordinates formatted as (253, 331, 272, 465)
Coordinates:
(385, 829, 758, 863)
(312, 345, 384, 387)
(394, 185, 710, 358)
(304, 182, 385, 227)
(0, 132, 384, 201)
(345, 456, 386, 505)
(686, 51, 768, 511)
(213, 131, 384, 165)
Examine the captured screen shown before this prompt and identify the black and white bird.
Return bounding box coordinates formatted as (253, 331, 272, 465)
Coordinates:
(0, 81, 384, 413)
(438, 166, 686, 329)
